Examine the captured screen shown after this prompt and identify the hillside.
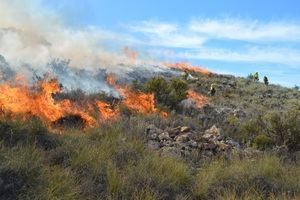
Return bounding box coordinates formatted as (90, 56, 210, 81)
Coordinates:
(0, 64, 299, 200)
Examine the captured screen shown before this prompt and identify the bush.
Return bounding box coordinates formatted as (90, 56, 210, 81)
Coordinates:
(145, 77, 188, 109)
(253, 134, 274, 150)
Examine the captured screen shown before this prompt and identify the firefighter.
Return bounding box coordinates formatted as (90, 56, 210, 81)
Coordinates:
(253, 72, 259, 82)
(264, 76, 269, 86)
(209, 84, 216, 96)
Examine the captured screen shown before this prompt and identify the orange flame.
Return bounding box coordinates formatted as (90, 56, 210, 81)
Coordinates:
(106, 74, 158, 114)
(96, 101, 119, 120)
(0, 78, 95, 127)
(165, 62, 210, 75)
(187, 89, 208, 108)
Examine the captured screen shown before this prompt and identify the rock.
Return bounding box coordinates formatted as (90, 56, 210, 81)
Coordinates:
(147, 140, 160, 150)
(181, 149, 191, 157)
(158, 132, 171, 141)
(204, 125, 221, 136)
(203, 143, 218, 151)
(175, 133, 190, 143)
(180, 99, 198, 110)
(202, 133, 214, 141)
(225, 139, 241, 149)
(217, 142, 230, 151)
(160, 147, 181, 158)
(160, 140, 173, 147)
(167, 126, 181, 138)
(187, 140, 198, 148)
(146, 125, 163, 136)
(180, 126, 190, 133)
(149, 133, 158, 140)
(217, 135, 224, 141)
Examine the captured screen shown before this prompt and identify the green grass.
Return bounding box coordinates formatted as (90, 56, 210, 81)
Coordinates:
(0, 118, 299, 200)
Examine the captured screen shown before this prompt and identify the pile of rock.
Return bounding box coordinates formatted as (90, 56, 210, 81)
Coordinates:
(145, 124, 241, 159)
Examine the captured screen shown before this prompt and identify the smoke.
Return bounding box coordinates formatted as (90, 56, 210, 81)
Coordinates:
(0, 0, 172, 94)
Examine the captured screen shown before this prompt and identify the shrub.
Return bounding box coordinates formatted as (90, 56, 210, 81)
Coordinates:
(253, 134, 274, 150)
(145, 77, 188, 109)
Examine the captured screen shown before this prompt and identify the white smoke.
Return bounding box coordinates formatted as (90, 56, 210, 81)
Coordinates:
(0, 0, 172, 93)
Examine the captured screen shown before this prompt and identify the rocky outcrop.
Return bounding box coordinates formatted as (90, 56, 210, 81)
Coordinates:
(145, 124, 242, 161)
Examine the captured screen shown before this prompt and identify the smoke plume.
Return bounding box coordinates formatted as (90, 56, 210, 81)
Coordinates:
(0, 0, 171, 94)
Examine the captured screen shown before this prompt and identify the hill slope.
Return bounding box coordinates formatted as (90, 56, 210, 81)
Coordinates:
(0, 68, 299, 200)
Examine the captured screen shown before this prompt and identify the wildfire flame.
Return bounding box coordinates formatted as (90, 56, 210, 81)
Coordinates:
(96, 101, 119, 120)
(106, 74, 158, 114)
(0, 73, 169, 129)
(187, 89, 208, 108)
(165, 62, 210, 75)
(0, 78, 95, 126)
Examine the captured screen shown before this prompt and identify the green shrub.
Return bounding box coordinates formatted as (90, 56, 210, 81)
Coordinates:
(253, 134, 274, 150)
(145, 77, 188, 109)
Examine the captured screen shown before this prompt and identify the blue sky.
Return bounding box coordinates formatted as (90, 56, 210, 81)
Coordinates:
(16, 1, 300, 86)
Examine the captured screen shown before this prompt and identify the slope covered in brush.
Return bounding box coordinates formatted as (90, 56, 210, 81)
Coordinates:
(0, 65, 299, 200)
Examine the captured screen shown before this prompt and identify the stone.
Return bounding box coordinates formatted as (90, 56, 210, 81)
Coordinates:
(158, 132, 171, 141)
(149, 133, 158, 140)
(180, 126, 190, 133)
(161, 140, 173, 147)
(226, 139, 240, 149)
(160, 147, 181, 158)
(187, 140, 198, 148)
(204, 125, 221, 136)
(217, 142, 230, 151)
(145, 125, 163, 136)
(202, 133, 214, 141)
(147, 140, 160, 150)
(203, 143, 218, 151)
(167, 127, 181, 138)
(175, 134, 190, 143)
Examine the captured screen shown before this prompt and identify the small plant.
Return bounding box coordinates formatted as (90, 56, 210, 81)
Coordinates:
(253, 134, 274, 150)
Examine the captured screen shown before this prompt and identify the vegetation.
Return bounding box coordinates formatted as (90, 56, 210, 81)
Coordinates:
(0, 71, 299, 199)
(0, 117, 299, 200)
(144, 77, 188, 109)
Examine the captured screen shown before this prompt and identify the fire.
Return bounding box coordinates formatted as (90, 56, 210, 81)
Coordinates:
(187, 89, 208, 108)
(106, 74, 158, 114)
(0, 73, 169, 129)
(122, 88, 157, 114)
(0, 78, 95, 127)
(96, 101, 119, 120)
(165, 62, 210, 75)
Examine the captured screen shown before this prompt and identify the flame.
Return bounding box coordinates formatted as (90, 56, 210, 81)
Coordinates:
(0, 73, 169, 129)
(161, 111, 168, 118)
(165, 62, 210, 75)
(187, 89, 208, 108)
(106, 74, 158, 114)
(0, 78, 95, 127)
(122, 88, 157, 114)
(96, 101, 119, 120)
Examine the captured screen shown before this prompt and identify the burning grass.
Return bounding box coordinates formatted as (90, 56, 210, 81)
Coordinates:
(187, 89, 208, 108)
(0, 74, 174, 129)
(165, 62, 211, 75)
